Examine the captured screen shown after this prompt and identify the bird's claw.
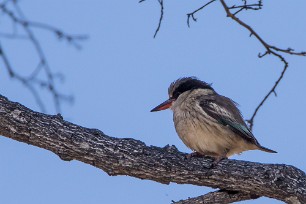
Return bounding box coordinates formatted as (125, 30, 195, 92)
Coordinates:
(185, 152, 227, 168)
(185, 152, 202, 159)
(212, 156, 227, 167)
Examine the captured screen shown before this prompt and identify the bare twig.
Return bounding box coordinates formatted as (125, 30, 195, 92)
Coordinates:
(218, 0, 306, 130)
(0, 42, 46, 112)
(3, 2, 88, 48)
(246, 54, 288, 131)
(219, 0, 306, 58)
(153, 0, 164, 38)
(229, 0, 263, 15)
(186, 0, 216, 27)
(139, 0, 164, 38)
(0, 1, 86, 112)
(229, 4, 262, 10)
(184, 0, 305, 129)
(143, 0, 305, 130)
(0, 32, 28, 39)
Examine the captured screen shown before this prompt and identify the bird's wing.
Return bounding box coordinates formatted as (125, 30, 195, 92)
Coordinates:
(198, 94, 260, 146)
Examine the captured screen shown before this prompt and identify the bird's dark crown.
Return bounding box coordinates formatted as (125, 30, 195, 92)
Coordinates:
(169, 77, 214, 99)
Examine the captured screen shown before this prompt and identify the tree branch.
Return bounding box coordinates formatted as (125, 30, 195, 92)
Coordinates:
(0, 43, 47, 111)
(218, 0, 306, 130)
(246, 54, 288, 131)
(173, 190, 259, 204)
(153, 0, 164, 38)
(186, 0, 306, 130)
(186, 0, 216, 27)
(219, 0, 306, 57)
(144, 0, 306, 130)
(0, 1, 87, 113)
(229, 0, 263, 15)
(139, 0, 164, 38)
(0, 95, 305, 203)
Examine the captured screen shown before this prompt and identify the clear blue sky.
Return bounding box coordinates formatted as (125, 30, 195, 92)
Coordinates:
(1, 1, 305, 203)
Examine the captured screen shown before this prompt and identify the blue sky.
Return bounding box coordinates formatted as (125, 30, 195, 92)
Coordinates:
(1, 1, 306, 203)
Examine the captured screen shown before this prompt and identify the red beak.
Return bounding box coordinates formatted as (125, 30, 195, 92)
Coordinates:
(150, 99, 174, 112)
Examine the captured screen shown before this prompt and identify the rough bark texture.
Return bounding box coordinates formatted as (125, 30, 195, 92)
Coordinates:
(174, 190, 259, 204)
(0, 95, 305, 203)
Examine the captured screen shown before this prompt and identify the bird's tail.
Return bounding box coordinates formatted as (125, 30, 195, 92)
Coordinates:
(258, 145, 277, 153)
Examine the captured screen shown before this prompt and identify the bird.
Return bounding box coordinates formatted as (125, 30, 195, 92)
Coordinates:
(151, 77, 276, 163)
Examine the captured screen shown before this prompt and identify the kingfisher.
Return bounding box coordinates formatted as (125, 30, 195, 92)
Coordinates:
(151, 77, 276, 163)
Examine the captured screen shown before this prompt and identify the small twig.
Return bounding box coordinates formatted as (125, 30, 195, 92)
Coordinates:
(229, 0, 263, 15)
(0, 1, 85, 112)
(186, 0, 216, 27)
(153, 0, 164, 38)
(0, 32, 28, 39)
(219, 0, 306, 130)
(139, 0, 163, 38)
(247, 54, 288, 131)
(0, 42, 47, 112)
(142, 0, 304, 130)
(24, 21, 88, 49)
(229, 4, 261, 10)
(219, 0, 306, 57)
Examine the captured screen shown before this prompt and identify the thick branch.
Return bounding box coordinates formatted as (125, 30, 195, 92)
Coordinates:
(0, 95, 305, 203)
(174, 190, 259, 204)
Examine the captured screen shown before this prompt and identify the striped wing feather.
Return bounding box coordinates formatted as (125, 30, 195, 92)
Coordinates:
(198, 94, 261, 146)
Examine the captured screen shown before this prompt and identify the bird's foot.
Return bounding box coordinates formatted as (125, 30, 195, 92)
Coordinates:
(185, 152, 202, 159)
(212, 155, 227, 167)
(185, 152, 227, 168)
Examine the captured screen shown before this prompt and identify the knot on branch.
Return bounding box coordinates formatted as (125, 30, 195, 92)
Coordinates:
(163, 144, 179, 153)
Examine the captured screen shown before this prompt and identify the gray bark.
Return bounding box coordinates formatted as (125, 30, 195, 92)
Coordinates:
(0, 95, 305, 203)
(174, 190, 259, 204)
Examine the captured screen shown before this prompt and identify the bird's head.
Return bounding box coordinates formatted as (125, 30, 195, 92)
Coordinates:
(150, 77, 214, 112)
